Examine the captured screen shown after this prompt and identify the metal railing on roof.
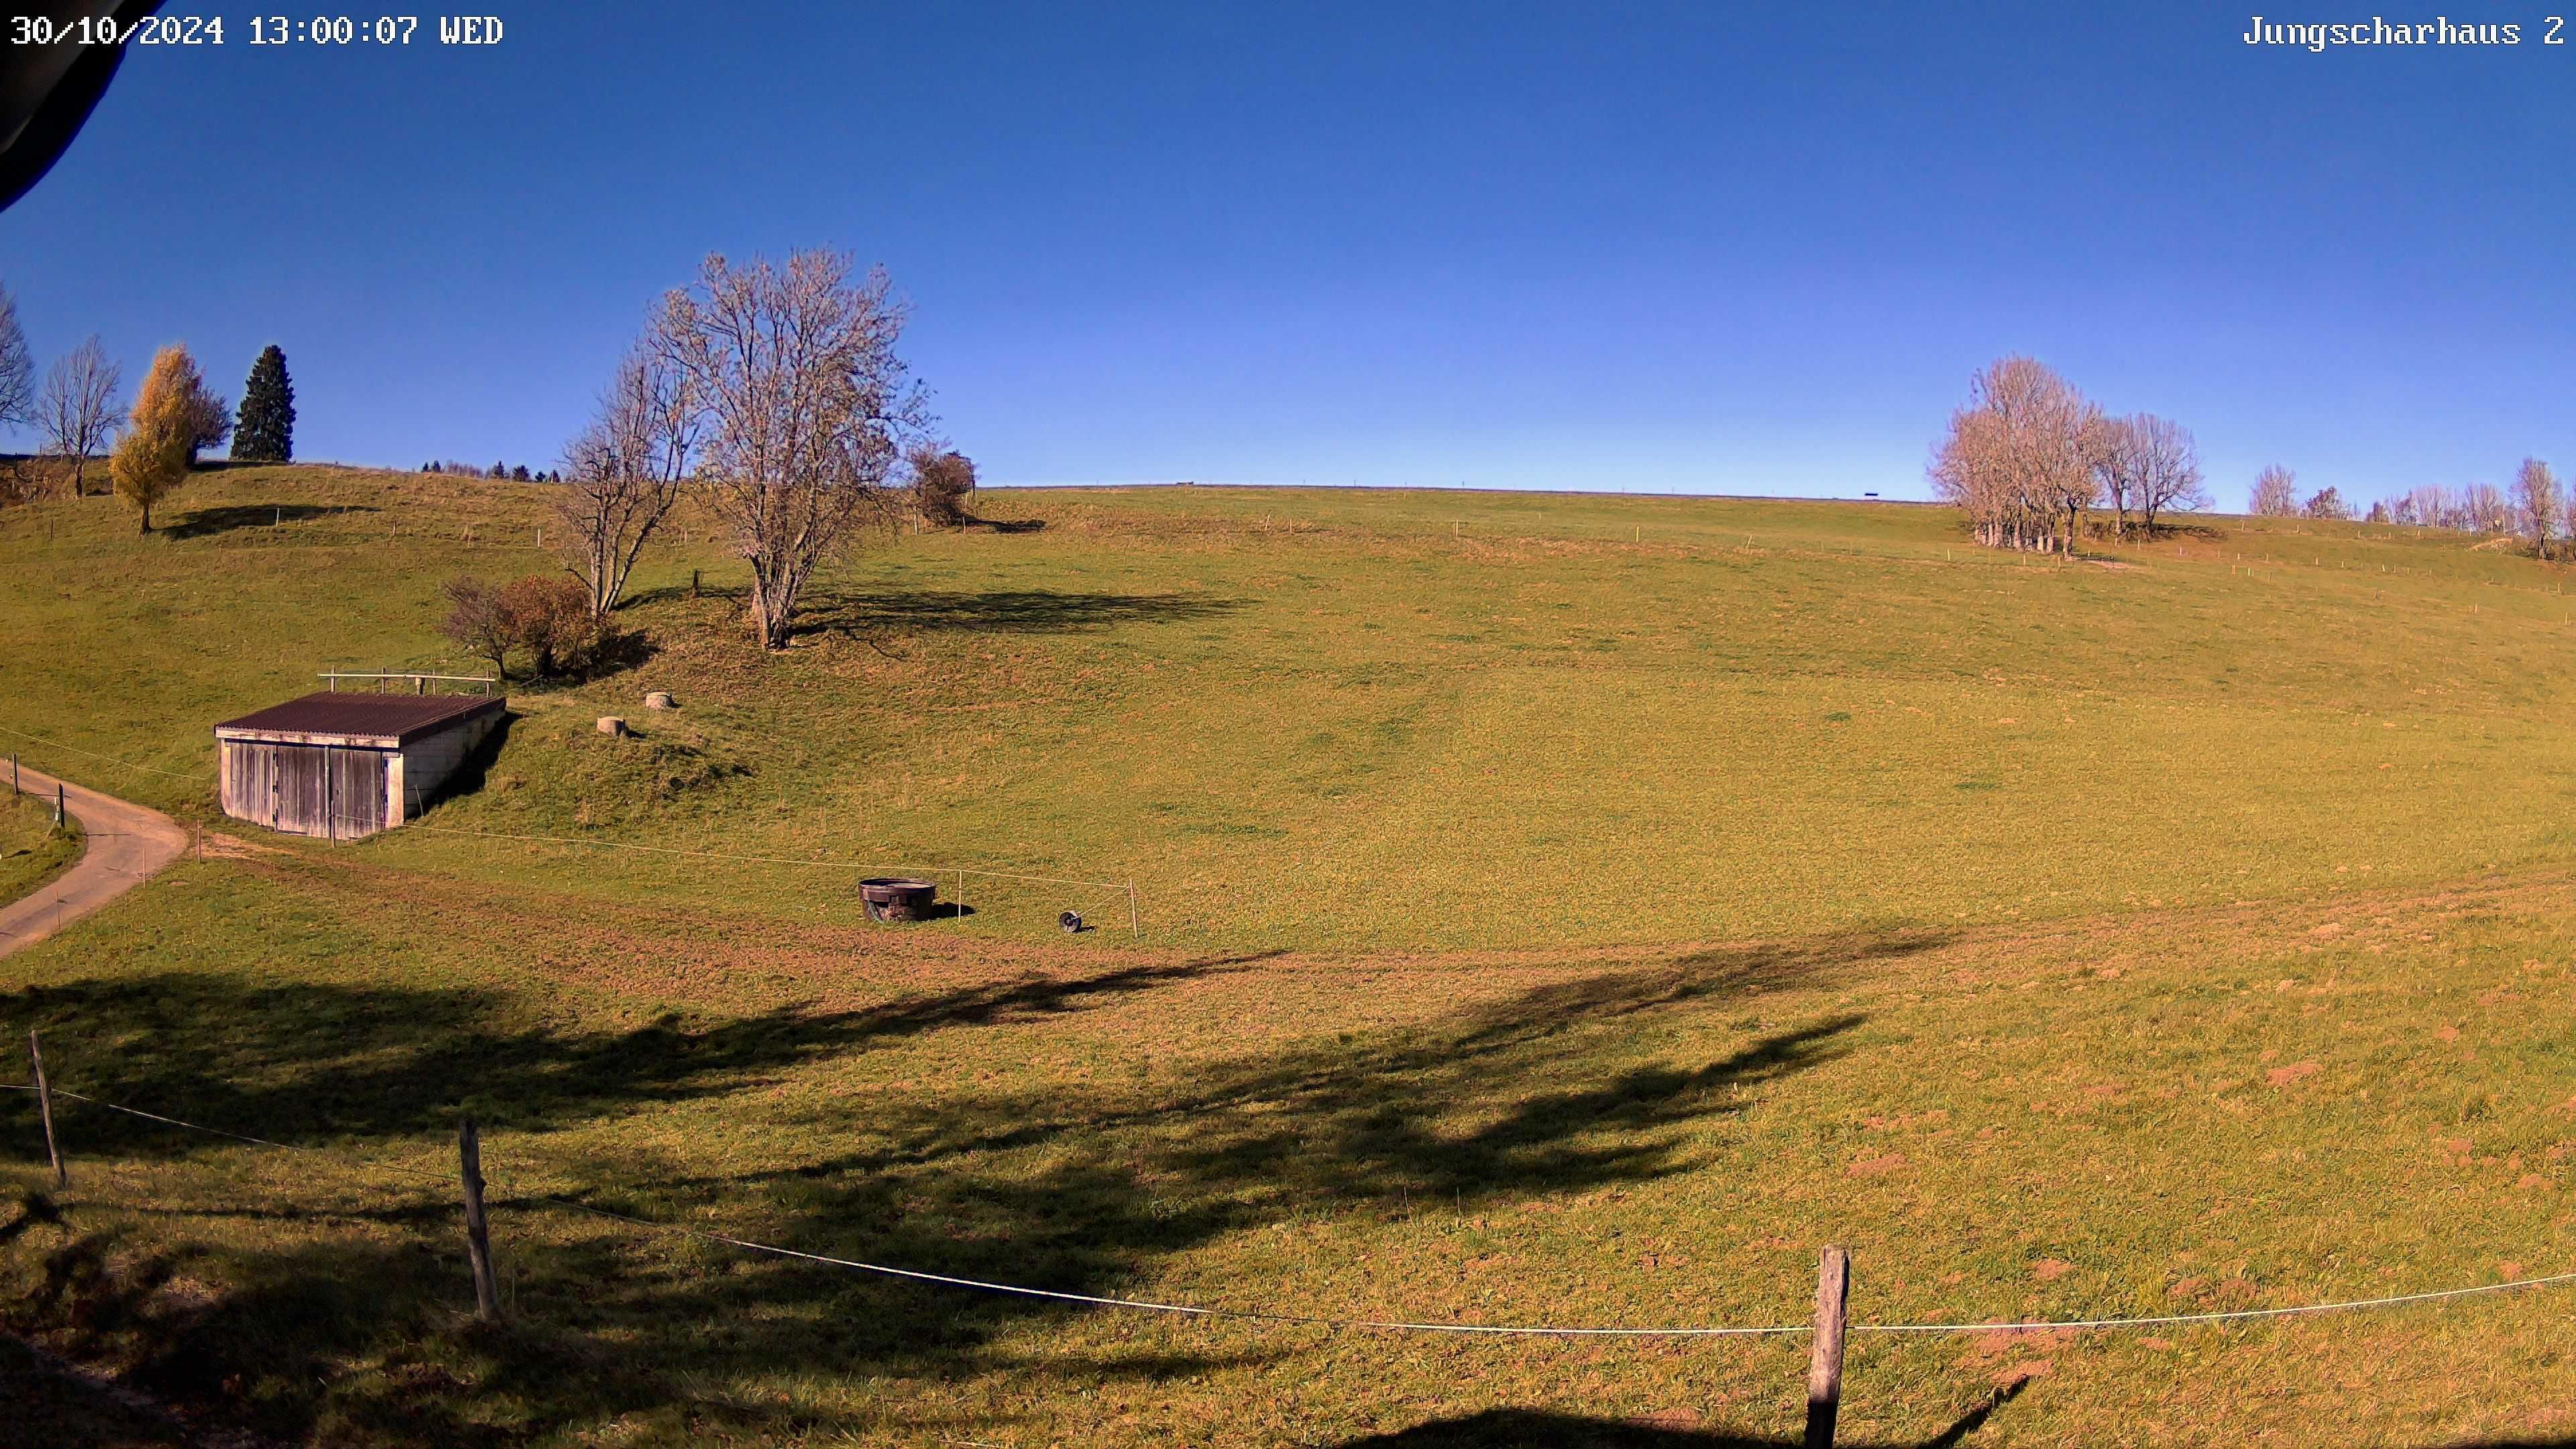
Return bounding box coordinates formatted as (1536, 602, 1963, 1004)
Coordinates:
(317, 672, 500, 696)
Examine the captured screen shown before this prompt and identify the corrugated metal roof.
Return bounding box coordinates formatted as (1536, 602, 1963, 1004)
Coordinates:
(213, 691, 504, 745)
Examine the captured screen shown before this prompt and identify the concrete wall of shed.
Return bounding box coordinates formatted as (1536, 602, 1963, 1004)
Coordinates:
(387, 710, 502, 824)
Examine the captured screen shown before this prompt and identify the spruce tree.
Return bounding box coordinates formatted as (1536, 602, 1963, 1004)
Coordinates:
(231, 344, 294, 462)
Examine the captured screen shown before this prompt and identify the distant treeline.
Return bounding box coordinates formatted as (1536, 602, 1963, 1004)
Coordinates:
(421, 460, 559, 482)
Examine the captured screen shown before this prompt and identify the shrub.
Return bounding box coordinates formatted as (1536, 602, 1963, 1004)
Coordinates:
(499, 575, 606, 678)
(910, 444, 977, 527)
(438, 576, 513, 678)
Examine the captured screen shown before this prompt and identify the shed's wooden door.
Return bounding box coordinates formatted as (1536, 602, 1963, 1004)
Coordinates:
(328, 747, 386, 839)
(220, 741, 280, 826)
(275, 745, 328, 836)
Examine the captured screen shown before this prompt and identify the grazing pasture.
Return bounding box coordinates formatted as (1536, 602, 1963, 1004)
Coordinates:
(3, 467, 2575, 1445)
(0, 790, 78, 907)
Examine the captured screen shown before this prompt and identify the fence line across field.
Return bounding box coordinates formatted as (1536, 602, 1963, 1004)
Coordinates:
(9, 1061, 2575, 1344)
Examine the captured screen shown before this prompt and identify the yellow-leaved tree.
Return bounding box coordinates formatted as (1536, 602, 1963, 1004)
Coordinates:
(110, 344, 227, 533)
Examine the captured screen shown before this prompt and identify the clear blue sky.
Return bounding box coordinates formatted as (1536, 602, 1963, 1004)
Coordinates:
(5, 1, 2572, 508)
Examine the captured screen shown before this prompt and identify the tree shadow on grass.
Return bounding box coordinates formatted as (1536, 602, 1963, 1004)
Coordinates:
(790, 586, 1247, 640)
(0, 955, 1283, 1150)
(1334, 1383, 2026, 1448)
(0, 929, 1931, 1443)
(160, 503, 376, 540)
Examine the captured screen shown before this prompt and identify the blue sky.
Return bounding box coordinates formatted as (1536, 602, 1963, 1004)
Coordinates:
(5, 2, 2573, 508)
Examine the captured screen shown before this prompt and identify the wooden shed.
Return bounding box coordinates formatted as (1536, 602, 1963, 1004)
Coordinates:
(213, 692, 506, 840)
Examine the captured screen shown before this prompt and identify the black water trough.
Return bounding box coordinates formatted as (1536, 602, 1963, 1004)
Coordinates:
(861, 877, 938, 922)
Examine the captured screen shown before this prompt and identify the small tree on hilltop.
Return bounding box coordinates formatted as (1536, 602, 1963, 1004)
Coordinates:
(2302, 486, 2351, 521)
(2249, 465, 2300, 517)
(38, 336, 121, 498)
(111, 345, 221, 531)
(2130, 414, 2206, 535)
(909, 442, 977, 527)
(2514, 457, 2561, 559)
(231, 344, 294, 463)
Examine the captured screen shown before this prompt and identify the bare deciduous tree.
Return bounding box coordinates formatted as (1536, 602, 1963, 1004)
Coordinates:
(439, 576, 513, 679)
(2463, 481, 2510, 534)
(0, 283, 34, 433)
(558, 348, 698, 616)
(2514, 457, 2562, 559)
(2131, 414, 2206, 535)
(2090, 412, 2204, 538)
(2086, 415, 2143, 538)
(2249, 465, 2300, 517)
(649, 250, 930, 650)
(37, 335, 119, 497)
(1929, 356, 2099, 552)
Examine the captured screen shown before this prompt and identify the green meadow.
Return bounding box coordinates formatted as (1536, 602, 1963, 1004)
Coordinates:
(3, 466, 2576, 1445)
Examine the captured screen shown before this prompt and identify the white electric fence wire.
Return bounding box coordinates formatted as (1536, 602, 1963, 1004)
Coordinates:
(12, 1077, 2575, 1340)
(0, 722, 197, 781)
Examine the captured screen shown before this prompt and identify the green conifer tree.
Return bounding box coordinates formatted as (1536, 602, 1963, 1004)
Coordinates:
(230, 344, 294, 462)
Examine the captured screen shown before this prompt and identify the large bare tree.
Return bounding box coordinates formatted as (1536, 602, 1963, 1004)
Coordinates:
(557, 347, 699, 616)
(37, 335, 119, 497)
(1929, 356, 2098, 552)
(650, 250, 929, 649)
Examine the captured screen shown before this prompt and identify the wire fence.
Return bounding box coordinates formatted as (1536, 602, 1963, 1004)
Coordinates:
(6, 1065, 2573, 1344)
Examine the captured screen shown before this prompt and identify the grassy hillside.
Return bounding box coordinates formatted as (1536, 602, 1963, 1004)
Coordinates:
(5, 466, 2576, 1445)
(1, 464, 2573, 948)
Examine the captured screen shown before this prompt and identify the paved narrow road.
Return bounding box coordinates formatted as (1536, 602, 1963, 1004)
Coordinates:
(0, 764, 189, 959)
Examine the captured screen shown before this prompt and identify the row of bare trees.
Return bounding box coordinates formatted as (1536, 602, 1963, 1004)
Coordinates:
(2259, 459, 2576, 559)
(1933, 360, 2573, 559)
(1929, 357, 2208, 551)
(548, 248, 977, 651)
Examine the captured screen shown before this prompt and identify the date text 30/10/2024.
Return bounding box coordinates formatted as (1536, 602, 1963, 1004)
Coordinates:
(5, 14, 504, 46)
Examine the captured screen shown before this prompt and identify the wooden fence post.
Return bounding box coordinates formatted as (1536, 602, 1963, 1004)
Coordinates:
(29, 1030, 64, 1187)
(1805, 1246, 1849, 1449)
(457, 1118, 503, 1322)
(54, 783, 64, 828)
